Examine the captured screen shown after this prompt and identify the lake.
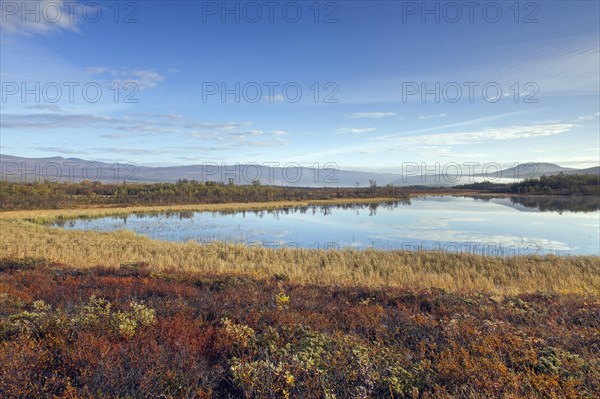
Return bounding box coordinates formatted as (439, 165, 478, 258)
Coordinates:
(54, 196, 600, 256)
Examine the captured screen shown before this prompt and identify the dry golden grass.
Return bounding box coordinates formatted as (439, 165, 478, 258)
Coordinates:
(1, 200, 599, 295)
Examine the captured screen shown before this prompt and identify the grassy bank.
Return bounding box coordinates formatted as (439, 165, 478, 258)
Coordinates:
(1, 204, 598, 294)
(1, 260, 598, 398)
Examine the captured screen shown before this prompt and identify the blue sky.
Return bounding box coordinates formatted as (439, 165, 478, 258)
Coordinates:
(1, 0, 599, 171)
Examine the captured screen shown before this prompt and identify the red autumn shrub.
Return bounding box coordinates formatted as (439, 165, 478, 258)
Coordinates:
(0, 258, 598, 398)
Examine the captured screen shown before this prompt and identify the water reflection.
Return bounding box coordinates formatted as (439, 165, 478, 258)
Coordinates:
(53, 196, 600, 256)
(509, 195, 600, 213)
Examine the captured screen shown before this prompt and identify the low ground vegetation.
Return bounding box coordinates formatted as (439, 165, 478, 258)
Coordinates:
(1, 259, 598, 398)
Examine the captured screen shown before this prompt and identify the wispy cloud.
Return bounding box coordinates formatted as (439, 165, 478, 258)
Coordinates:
(2, 111, 288, 148)
(26, 104, 63, 112)
(375, 110, 539, 141)
(33, 146, 85, 155)
(380, 124, 576, 146)
(85, 67, 165, 89)
(1, 112, 243, 133)
(89, 147, 179, 156)
(346, 112, 397, 119)
(0, 0, 79, 36)
(263, 94, 286, 103)
(419, 113, 447, 120)
(505, 41, 600, 94)
(87, 143, 278, 156)
(334, 127, 376, 134)
(127, 112, 185, 120)
(289, 118, 574, 162)
(571, 112, 600, 122)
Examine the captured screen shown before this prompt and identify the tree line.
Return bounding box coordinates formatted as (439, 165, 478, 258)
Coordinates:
(0, 179, 405, 210)
(455, 173, 600, 195)
(3, 174, 596, 210)
(510, 173, 599, 195)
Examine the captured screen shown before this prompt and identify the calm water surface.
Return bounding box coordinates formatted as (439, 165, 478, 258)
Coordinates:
(55, 196, 600, 256)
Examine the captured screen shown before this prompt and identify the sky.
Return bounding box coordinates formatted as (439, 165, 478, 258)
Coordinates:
(1, 0, 599, 171)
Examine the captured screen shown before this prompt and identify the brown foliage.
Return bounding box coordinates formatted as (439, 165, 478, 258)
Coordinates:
(0, 259, 598, 398)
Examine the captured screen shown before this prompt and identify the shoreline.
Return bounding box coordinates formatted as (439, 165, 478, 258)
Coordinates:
(1, 191, 594, 223)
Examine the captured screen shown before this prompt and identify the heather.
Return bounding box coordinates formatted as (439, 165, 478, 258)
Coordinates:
(1, 259, 598, 398)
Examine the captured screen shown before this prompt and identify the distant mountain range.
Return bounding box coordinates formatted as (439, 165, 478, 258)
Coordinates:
(492, 162, 599, 178)
(1, 154, 598, 187)
(389, 163, 600, 186)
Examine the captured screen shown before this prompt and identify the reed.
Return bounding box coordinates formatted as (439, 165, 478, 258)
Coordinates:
(1, 204, 598, 294)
